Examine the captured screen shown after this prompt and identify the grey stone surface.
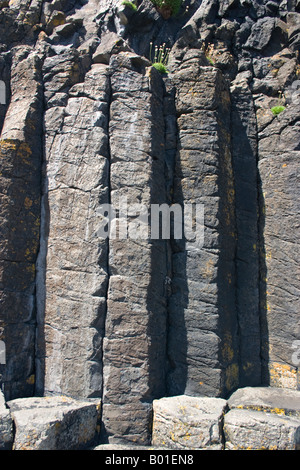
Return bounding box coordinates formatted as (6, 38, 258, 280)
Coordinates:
(152, 395, 227, 450)
(101, 54, 168, 444)
(0, 47, 43, 400)
(225, 387, 300, 449)
(230, 75, 261, 388)
(224, 408, 300, 450)
(245, 17, 275, 50)
(94, 444, 162, 450)
(38, 63, 111, 399)
(0, 389, 13, 450)
(7, 396, 100, 450)
(3, 387, 300, 450)
(167, 50, 238, 398)
(258, 149, 300, 388)
(228, 386, 300, 416)
(0, 0, 299, 449)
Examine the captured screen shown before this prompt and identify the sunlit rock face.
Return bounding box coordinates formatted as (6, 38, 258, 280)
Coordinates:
(0, 0, 299, 445)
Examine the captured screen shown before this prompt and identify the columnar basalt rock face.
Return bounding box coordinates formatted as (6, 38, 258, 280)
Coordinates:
(258, 116, 300, 389)
(101, 54, 168, 443)
(167, 51, 238, 397)
(0, 0, 299, 447)
(230, 77, 261, 388)
(0, 47, 43, 400)
(39, 63, 111, 398)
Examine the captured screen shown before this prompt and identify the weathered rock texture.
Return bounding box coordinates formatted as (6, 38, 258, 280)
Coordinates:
(38, 61, 110, 399)
(7, 393, 101, 450)
(0, 46, 43, 400)
(224, 386, 300, 450)
(2, 386, 299, 450)
(0, 389, 13, 449)
(101, 54, 168, 443)
(152, 388, 300, 450)
(168, 52, 238, 398)
(0, 0, 299, 447)
(152, 395, 227, 449)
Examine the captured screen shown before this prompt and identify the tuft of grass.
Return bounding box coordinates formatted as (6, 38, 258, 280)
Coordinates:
(202, 43, 216, 67)
(152, 62, 168, 74)
(150, 0, 183, 17)
(271, 105, 286, 116)
(149, 42, 170, 74)
(121, 0, 137, 10)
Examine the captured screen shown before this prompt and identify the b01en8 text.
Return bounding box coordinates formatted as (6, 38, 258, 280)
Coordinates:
(149, 454, 194, 465)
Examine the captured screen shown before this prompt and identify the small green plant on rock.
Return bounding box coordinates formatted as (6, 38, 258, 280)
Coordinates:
(152, 62, 168, 73)
(150, 0, 183, 18)
(149, 42, 170, 74)
(121, 0, 137, 10)
(271, 105, 286, 115)
(271, 91, 286, 116)
(202, 43, 216, 66)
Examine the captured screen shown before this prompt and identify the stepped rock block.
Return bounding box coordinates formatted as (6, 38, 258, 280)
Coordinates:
(224, 387, 300, 450)
(7, 396, 101, 450)
(224, 409, 300, 450)
(152, 395, 227, 450)
(228, 386, 300, 416)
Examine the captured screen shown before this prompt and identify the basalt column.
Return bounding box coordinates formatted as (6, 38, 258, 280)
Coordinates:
(167, 50, 238, 398)
(258, 102, 300, 390)
(38, 63, 111, 398)
(230, 76, 261, 387)
(101, 53, 168, 444)
(0, 48, 43, 400)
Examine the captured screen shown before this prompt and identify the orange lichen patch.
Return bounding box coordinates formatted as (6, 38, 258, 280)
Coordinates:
(227, 187, 235, 205)
(269, 362, 298, 390)
(188, 87, 198, 97)
(225, 363, 239, 391)
(236, 404, 286, 416)
(222, 333, 235, 363)
(0, 138, 18, 151)
(202, 258, 215, 280)
(55, 422, 61, 433)
(26, 374, 35, 385)
(26, 263, 36, 275)
(52, 16, 66, 27)
(266, 249, 272, 260)
(0, 139, 33, 166)
(17, 142, 33, 165)
(24, 197, 33, 209)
